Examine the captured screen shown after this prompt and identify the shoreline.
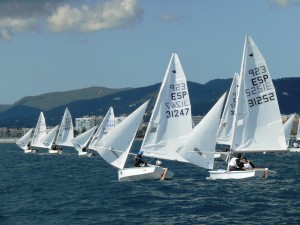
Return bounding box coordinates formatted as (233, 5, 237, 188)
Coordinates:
(0, 138, 18, 143)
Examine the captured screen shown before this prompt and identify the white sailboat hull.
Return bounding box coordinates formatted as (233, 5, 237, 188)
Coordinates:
(24, 149, 36, 154)
(289, 148, 300, 152)
(118, 165, 174, 181)
(78, 151, 88, 156)
(208, 168, 268, 180)
(48, 149, 62, 154)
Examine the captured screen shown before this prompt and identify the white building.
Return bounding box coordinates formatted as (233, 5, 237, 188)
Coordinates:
(75, 115, 125, 133)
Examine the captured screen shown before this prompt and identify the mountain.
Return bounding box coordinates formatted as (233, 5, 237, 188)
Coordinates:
(8, 86, 132, 111)
(0, 77, 299, 127)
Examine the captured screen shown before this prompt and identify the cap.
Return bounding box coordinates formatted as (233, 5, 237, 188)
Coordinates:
(138, 150, 144, 155)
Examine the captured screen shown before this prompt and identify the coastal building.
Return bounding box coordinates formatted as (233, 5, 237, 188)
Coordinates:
(75, 115, 126, 133)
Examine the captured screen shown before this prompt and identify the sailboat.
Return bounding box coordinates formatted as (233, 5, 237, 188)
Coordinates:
(177, 93, 227, 169)
(140, 53, 193, 163)
(42, 125, 59, 151)
(72, 126, 98, 156)
(283, 113, 296, 148)
(88, 107, 116, 150)
(72, 107, 116, 157)
(31, 112, 47, 150)
(209, 35, 287, 180)
(48, 108, 74, 154)
(214, 73, 239, 161)
(16, 129, 34, 153)
(94, 101, 173, 181)
(72, 126, 97, 156)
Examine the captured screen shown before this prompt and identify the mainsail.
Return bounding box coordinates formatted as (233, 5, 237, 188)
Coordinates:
(217, 73, 239, 145)
(56, 108, 74, 147)
(31, 112, 47, 148)
(89, 107, 115, 149)
(231, 35, 286, 153)
(141, 53, 193, 161)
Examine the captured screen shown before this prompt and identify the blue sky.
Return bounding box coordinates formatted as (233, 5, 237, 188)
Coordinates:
(0, 0, 299, 104)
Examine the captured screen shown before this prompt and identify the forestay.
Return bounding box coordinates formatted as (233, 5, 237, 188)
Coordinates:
(94, 101, 149, 170)
(217, 73, 239, 145)
(141, 53, 192, 161)
(56, 108, 74, 147)
(31, 112, 47, 148)
(178, 93, 226, 169)
(232, 35, 286, 153)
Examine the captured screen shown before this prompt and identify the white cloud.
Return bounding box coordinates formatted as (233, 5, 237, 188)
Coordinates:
(0, 0, 143, 40)
(268, 0, 299, 7)
(157, 13, 181, 22)
(0, 17, 40, 40)
(47, 0, 143, 32)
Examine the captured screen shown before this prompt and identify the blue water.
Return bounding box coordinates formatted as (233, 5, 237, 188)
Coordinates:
(1, 142, 300, 225)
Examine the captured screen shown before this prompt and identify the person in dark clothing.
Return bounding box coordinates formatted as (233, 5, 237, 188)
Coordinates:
(228, 153, 244, 171)
(242, 157, 256, 169)
(133, 151, 147, 167)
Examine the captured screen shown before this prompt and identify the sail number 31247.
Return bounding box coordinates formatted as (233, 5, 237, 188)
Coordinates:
(166, 108, 189, 118)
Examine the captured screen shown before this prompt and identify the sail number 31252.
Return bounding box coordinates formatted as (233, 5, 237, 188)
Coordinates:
(166, 108, 189, 118)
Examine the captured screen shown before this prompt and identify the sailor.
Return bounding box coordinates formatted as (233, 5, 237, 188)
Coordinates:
(293, 141, 299, 148)
(133, 150, 147, 167)
(156, 160, 162, 166)
(228, 153, 244, 171)
(242, 157, 255, 170)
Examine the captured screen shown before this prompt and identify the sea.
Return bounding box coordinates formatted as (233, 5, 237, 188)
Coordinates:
(1, 141, 300, 225)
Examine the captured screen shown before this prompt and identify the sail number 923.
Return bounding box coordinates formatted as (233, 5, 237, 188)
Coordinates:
(166, 108, 189, 118)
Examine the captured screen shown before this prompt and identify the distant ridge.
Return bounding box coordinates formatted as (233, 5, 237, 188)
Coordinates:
(0, 77, 299, 127)
(10, 86, 132, 111)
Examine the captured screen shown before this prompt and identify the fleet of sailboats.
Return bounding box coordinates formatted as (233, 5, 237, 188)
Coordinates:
(14, 34, 298, 181)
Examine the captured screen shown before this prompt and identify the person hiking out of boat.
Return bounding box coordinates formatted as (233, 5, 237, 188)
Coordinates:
(228, 153, 244, 171)
(156, 160, 162, 166)
(27, 143, 31, 150)
(242, 157, 255, 170)
(134, 150, 147, 167)
(293, 141, 299, 148)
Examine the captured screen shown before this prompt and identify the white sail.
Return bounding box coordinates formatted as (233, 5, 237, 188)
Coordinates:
(94, 101, 149, 170)
(56, 108, 74, 147)
(16, 129, 33, 151)
(296, 118, 300, 140)
(232, 35, 286, 153)
(89, 107, 115, 149)
(178, 93, 226, 169)
(217, 73, 239, 145)
(42, 125, 59, 149)
(31, 112, 47, 148)
(141, 53, 192, 162)
(72, 126, 97, 153)
(283, 113, 296, 146)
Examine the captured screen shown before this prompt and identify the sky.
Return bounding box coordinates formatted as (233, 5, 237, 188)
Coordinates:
(0, 0, 299, 104)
